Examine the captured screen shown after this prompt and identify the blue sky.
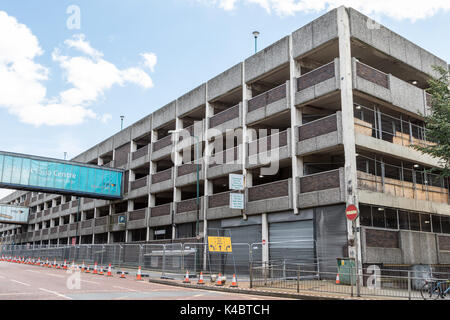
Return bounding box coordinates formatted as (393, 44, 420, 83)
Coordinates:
(0, 0, 449, 198)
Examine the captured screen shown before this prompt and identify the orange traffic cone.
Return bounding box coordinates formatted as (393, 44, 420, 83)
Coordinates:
(197, 272, 205, 285)
(85, 265, 90, 273)
(106, 264, 112, 277)
(63, 260, 67, 270)
(81, 261, 85, 272)
(336, 273, 340, 285)
(183, 270, 190, 283)
(230, 274, 238, 287)
(98, 266, 104, 275)
(120, 270, 126, 279)
(93, 262, 98, 274)
(136, 266, 143, 281)
(215, 273, 223, 286)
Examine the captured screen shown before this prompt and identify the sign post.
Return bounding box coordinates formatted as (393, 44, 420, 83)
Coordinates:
(229, 174, 246, 219)
(345, 204, 358, 221)
(345, 204, 360, 297)
(230, 193, 244, 210)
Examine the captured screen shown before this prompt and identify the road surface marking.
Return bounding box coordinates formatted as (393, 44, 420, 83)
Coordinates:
(0, 292, 33, 296)
(39, 288, 73, 300)
(0, 275, 5, 279)
(80, 279, 100, 284)
(192, 293, 205, 298)
(10, 280, 31, 287)
(44, 273, 65, 278)
(113, 285, 139, 292)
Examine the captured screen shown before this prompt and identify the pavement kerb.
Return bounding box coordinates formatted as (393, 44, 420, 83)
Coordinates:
(147, 278, 347, 300)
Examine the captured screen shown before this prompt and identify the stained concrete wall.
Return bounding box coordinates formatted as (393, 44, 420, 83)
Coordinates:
(358, 190, 450, 215)
(177, 84, 206, 117)
(244, 36, 290, 83)
(294, 59, 340, 106)
(291, 9, 339, 59)
(113, 126, 132, 149)
(296, 112, 343, 157)
(348, 8, 447, 78)
(207, 63, 243, 102)
(152, 100, 176, 130)
(131, 115, 152, 140)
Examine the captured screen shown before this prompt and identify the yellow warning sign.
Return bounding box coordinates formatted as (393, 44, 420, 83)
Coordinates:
(208, 236, 233, 253)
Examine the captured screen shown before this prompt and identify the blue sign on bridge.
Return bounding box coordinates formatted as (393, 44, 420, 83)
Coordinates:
(0, 151, 123, 200)
(0, 204, 29, 225)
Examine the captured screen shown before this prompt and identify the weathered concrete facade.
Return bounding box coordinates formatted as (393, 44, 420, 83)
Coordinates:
(1, 7, 449, 271)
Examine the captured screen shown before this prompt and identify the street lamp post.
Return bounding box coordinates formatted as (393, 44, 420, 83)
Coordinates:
(253, 31, 260, 53)
(120, 116, 125, 131)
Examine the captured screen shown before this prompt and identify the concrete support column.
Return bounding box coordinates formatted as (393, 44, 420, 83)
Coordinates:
(172, 116, 183, 239)
(97, 157, 103, 166)
(337, 7, 362, 268)
(127, 200, 134, 212)
(146, 226, 151, 241)
(129, 170, 136, 183)
(262, 213, 269, 265)
(289, 34, 304, 215)
(131, 140, 137, 153)
(107, 204, 114, 244)
(203, 89, 214, 242)
(242, 64, 252, 220)
(149, 129, 157, 208)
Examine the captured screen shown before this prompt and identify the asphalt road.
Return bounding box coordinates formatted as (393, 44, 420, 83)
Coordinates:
(0, 261, 283, 300)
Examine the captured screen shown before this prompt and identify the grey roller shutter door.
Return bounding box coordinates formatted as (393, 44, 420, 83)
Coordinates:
(315, 204, 348, 275)
(269, 220, 315, 270)
(219, 225, 261, 276)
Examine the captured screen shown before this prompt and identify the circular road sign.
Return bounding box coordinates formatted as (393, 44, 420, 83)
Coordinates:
(345, 204, 359, 221)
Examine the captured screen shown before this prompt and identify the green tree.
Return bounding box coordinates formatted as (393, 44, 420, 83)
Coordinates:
(412, 66, 450, 177)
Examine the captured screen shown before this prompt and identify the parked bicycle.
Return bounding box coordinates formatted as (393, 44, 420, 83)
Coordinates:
(421, 279, 450, 300)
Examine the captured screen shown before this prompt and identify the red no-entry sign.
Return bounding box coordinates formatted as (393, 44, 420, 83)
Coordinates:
(345, 204, 359, 221)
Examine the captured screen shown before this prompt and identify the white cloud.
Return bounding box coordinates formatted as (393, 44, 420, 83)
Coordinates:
(64, 33, 103, 59)
(141, 52, 158, 72)
(199, 0, 450, 20)
(121, 67, 154, 88)
(99, 113, 112, 123)
(0, 11, 157, 127)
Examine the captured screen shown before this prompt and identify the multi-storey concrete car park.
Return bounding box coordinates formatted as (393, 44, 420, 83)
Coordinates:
(1, 7, 449, 273)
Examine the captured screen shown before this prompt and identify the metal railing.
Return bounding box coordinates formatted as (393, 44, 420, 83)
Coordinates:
(3, 241, 450, 300)
(249, 264, 450, 300)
